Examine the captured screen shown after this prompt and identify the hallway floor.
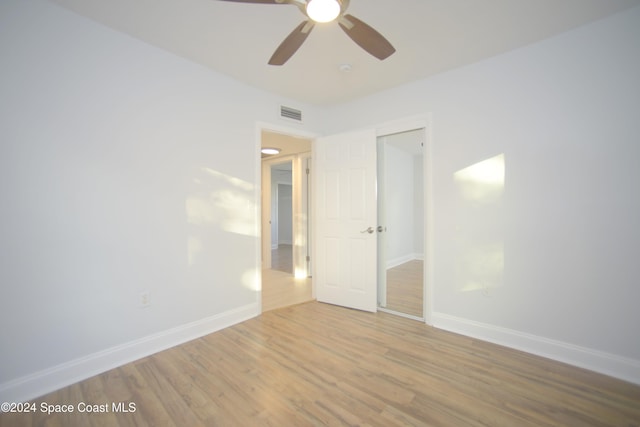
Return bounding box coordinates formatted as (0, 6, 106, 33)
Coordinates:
(262, 268, 313, 312)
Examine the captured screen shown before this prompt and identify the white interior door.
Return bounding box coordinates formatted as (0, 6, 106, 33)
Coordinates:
(314, 129, 377, 312)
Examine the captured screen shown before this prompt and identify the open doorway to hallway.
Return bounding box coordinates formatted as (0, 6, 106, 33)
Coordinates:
(261, 129, 314, 312)
(270, 163, 293, 274)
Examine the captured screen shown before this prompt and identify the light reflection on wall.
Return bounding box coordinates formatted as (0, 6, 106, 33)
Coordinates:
(242, 268, 261, 292)
(186, 167, 257, 279)
(453, 154, 505, 294)
(293, 210, 309, 278)
(454, 154, 505, 203)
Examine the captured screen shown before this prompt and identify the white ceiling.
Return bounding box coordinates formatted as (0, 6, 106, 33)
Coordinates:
(50, 0, 640, 106)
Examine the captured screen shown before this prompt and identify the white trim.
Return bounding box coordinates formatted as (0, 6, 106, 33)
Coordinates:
(386, 253, 423, 270)
(386, 254, 414, 269)
(423, 115, 434, 326)
(256, 121, 319, 141)
(373, 114, 434, 326)
(378, 307, 424, 322)
(0, 303, 260, 404)
(375, 114, 429, 138)
(257, 122, 319, 286)
(432, 312, 640, 385)
(255, 123, 265, 286)
(261, 155, 296, 269)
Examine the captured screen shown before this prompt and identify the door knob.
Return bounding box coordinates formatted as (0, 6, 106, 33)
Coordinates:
(377, 226, 385, 232)
(360, 226, 375, 234)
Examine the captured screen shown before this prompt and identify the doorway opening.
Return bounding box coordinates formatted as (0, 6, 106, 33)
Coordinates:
(260, 129, 314, 312)
(310, 116, 431, 320)
(271, 164, 293, 274)
(377, 128, 425, 320)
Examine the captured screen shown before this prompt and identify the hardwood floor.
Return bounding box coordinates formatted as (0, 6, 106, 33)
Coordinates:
(385, 260, 423, 318)
(2, 302, 639, 426)
(262, 268, 313, 312)
(271, 244, 293, 274)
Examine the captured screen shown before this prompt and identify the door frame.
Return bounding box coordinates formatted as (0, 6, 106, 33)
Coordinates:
(256, 122, 318, 308)
(262, 157, 295, 269)
(374, 114, 433, 325)
(255, 115, 432, 324)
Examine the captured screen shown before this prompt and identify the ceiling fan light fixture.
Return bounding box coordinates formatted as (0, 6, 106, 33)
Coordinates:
(306, 0, 341, 23)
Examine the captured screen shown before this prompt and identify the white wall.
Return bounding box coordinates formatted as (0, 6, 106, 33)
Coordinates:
(327, 6, 640, 382)
(2, 0, 639, 401)
(0, 0, 324, 401)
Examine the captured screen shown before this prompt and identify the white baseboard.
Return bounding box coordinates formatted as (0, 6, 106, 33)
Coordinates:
(432, 312, 640, 385)
(0, 302, 260, 404)
(387, 253, 424, 269)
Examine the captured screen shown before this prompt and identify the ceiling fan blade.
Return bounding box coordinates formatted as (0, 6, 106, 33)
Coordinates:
(269, 21, 315, 65)
(338, 14, 395, 60)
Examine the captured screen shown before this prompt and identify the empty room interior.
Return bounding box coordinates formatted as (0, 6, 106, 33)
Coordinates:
(1, 0, 640, 425)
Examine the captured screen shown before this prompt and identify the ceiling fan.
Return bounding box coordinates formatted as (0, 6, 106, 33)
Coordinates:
(218, 0, 396, 65)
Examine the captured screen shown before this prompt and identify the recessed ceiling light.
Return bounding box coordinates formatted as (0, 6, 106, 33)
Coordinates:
(339, 63, 352, 72)
(261, 147, 281, 155)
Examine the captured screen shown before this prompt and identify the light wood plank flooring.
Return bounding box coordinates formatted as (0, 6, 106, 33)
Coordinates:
(262, 268, 313, 312)
(271, 244, 293, 274)
(2, 302, 639, 426)
(385, 260, 423, 318)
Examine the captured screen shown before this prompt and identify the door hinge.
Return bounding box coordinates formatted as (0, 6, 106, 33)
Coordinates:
(306, 168, 310, 175)
(306, 255, 310, 262)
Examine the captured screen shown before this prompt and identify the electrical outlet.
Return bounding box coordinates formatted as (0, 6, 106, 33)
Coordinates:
(140, 291, 150, 307)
